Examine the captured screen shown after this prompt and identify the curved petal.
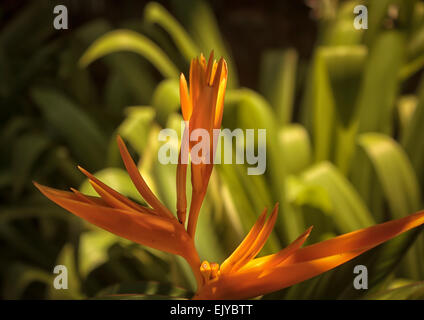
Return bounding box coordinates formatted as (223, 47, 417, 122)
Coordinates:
(220, 207, 268, 273)
(242, 226, 314, 271)
(195, 210, 424, 299)
(286, 210, 424, 264)
(116, 136, 174, 219)
(232, 203, 279, 272)
(34, 183, 188, 256)
(179, 73, 192, 121)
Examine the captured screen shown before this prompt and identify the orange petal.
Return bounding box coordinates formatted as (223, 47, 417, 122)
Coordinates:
(194, 249, 366, 300)
(35, 182, 188, 256)
(205, 51, 215, 86)
(195, 210, 424, 299)
(214, 60, 228, 129)
(220, 207, 268, 273)
(116, 136, 174, 219)
(176, 158, 188, 225)
(232, 203, 279, 272)
(77, 165, 155, 215)
(243, 226, 313, 271)
(179, 73, 192, 121)
(286, 210, 424, 264)
(89, 180, 141, 213)
(69, 187, 106, 206)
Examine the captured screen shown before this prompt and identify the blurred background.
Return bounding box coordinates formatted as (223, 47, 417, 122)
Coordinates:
(1, 0, 424, 299)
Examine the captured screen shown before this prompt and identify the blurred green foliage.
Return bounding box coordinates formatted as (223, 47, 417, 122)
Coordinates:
(1, 0, 424, 300)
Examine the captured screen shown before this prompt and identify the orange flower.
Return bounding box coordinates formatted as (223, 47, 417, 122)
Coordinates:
(177, 51, 228, 237)
(34, 136, 204, 289)
(34, 52, 424, 300)
(194, 205, 424, 300)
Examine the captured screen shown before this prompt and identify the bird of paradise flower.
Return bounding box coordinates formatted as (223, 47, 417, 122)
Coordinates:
(35, 52, 424, 300)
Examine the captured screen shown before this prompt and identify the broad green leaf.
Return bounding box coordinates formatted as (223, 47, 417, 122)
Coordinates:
(308, 47, 336, 162)
(79, 29, 179, 78)
(357, 31, 405, 135)
(150, 79, 180, 127)
(402, 76, 424, 187)
(325, 46, 367, 126)
(259, 49, 298, 125)
(31, 87, 107, 170)
(358, 133, 423, 279)
(279, 125, 311, 175)
(224, 89, 298, 242)
(302, 162, 375, 233)
(115, 106, 156, 156)
(358, 133, 421, 218)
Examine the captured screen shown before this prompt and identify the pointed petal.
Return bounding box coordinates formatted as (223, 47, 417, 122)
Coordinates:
(35, 182, 188, 255)
(89, 180, 142, 213)
(179, 73, 192, 121)
(195, 211, 424, 299)
(69, 187, 106, 206)
(116, 136, 175, 219)
(232, 203, 279, 272)
(77, 166, 148, 213)
(220, 207, 268, 273)
(194, 249, 366, 300)
(214, 60, 228, 129)
(205, 51, 215, 85)
(243, 226, 313, 271)
(286, 210, 424, 264)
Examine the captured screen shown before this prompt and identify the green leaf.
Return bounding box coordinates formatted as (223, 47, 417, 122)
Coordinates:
(302, 162, 375, 233)
(278, 125, 311, 175)
(402, 76, 424, 187)
(12, 133, 49, 197)
(358, 133, 423, 279)
(144, 2, 199, 61)
(150, 79, 180, 127)
(2, 263, 52, 299)
(357, 31, 405, 134)
(259, 49, 298, 125)
(79, 29, 179, 78)
(307, 47, 336, 162)
(115, 106, 156, 156)
(31, 87, 107, 170)
(364, 281, 424, 300)
(321, 1, 364, 46)
(358, 133, 421, 218)
(78, 229, 129, 279)
(48, 243, 83, 299)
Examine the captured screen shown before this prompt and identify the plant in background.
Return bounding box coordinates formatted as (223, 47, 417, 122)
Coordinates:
(35, 52, 424, 300)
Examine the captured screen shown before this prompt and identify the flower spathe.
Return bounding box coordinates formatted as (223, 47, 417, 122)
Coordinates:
(178, 51, 228, 237)
(35, 52, 424, 300)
